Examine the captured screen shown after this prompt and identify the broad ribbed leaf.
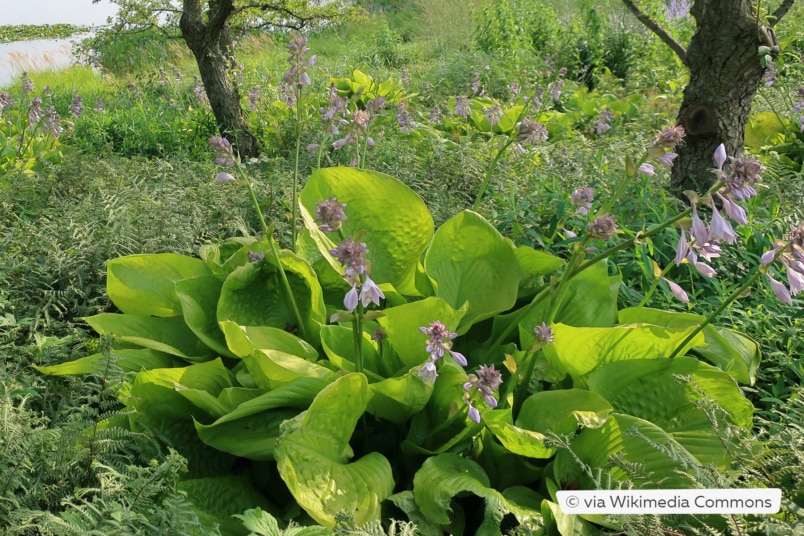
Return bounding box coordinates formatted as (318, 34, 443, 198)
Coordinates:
(518, 389, 613, 435)
(34, 348, 177, 376)
(412, 453, 542, 532)
(175, 274, 232, 358)
(376, 297, 465, 369)
(588, 357, 753, 467)
(367, 371, 433, 423)
(553, 413, 701, 489)
(514, 245, 564, 298)
(539, 323, 706, 385)
(619, 307, 759, 384)
(106, 253, 210, 317)
(299, 167, 433, 295)
(424, 210, 518, 330)
(83, 313, 213, 361)
(220, 321, 318, 361)
(217, 250, 325, 343)
(483, 410, 555, 459)
(275, 374, 394, 527)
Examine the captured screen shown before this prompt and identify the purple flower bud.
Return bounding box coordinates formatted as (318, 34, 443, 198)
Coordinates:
(675, 228, 689, 266)
(787, 267, 804, 295)
(692, 260, 717, 278)
(652, 125, 686, 149)
(658, 152, 678, 167)
(713, 143, 727, 170)
(690, 204, 709, 246)
(716, 192, 748, 226)
(216, 172, 237, 182)
(638, 163, 655, 176)
(467, 401, 481, 424)
(761, 248, 778, 265)
(662, 277, 690, 303)
(766, 274, 792, 305)
(586, 214, 618, 240)
(454, 96, 471, 120)
(314, 197, 347, 233)
(534, 322, 554, 343)
(708, 202, 737, 245)
(344, 284, 359, 312)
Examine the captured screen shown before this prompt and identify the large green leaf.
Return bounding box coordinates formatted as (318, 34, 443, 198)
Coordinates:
(376, 297, 465, 369)
(587, 357, 754, 467)
(83, 313, 213, 361)
(34, 348, 178, 376)
(195, 377, 330, 460)
(618, 307, 760, 384)
(745, 111, 789, 148)
(275, 374, 394, 528)
(106, 253, 210, 317)
(217, 250, 325, 343)
(412, 453, 543, 533)
(515, 260, 619, 349)
(553, 413, 703, 489)
(127, 359, 234, 425)
(482, 410, 555, 459)
(518, 389, 614, 435)
(514, 245, 564, 298)
(299, 167, 434, 295)
(539, 323, 706, 385)
(424, 210, 519, 330)
(319, 324, 385, 378)
(175, 273, 233, 358)
(220, 321, 318, 361)
(367, 371, 433, 423)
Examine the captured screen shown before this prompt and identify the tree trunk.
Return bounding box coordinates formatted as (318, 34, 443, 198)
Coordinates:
(180, 0, 259, 158)
(670, 0, 771, 196)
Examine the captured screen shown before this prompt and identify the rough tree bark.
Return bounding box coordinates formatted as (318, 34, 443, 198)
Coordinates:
(180, 0, 260, 158)
(622, 0, 795, 197)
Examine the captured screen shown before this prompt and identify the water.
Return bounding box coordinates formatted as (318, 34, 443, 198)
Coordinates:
(1, 0, 118, 88)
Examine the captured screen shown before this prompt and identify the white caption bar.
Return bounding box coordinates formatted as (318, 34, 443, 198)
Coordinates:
(557, 489, 781, 514)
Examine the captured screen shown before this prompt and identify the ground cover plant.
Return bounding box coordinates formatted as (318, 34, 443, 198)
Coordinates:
(2, 0, 804, 534)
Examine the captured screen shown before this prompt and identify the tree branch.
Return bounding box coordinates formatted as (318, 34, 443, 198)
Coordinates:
(621, 0, 688, 65)
(770, 0, 796, 25)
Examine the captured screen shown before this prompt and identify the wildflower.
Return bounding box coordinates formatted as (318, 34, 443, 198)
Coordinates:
(466, 400, 481, 424)
(248, 251, 264, 262)
(68, 94, 83, 119)
(93, 99, 105, 114)
(516, 117, 549, 146)
(0, 91, 10, 114)
(420, 321, 467, 366)
(707, 201, 737, 245)
(548, 78, 565, 102)
(41, 106, 63, 138)
(711, 144, 762, 200)
(454, 96, 471, 120)
(283, 34, 316, 89)
(713, 143, 727, 171)
(652, 125, 686, 149)
(216, 171, 236, 182)
(484, 103, 502, 127)
(787, 267, 804, 295)
(594, 106, 613, 135)
(419, 361, 438, 384)
(675, 228, 689, 266)
(571, 187, 595, 216)
(360, 276, 385, 308)
(330, 238, 369, 276)
(686, 250, 717, 278)
(665, 0, 690, 21)
(638, 163, 655, 176)
(716, 192, 748, 226)
(429, 105, 443, 125)
(209, 135, 237, 167)
(21, 72, 33, 96)
(763, 60, 777, 88)
(534, 323, 554, 344)
(344, 283, 359, 312)
(690, 202, 709, 246)
(247, 86, 261, 110)
(464, 365, 503, 407)
(396, 103, 416, 132)
(658, 152, 678, 167)
(586, 214, 618, 240)
(470, 72, 482, 95)
(314, 198, 347, 233)
(661, 277, 690, 303)
(27, 97, 42, 128)
(193, 76, 208, 105)
(760, 248, 778, 265)
(766, 273, 792, 305)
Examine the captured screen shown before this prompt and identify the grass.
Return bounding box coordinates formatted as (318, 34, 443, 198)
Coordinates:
(1, 1, 804, 533)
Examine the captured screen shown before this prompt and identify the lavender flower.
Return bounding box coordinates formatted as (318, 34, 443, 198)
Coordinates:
(216, 172, 237, 182)
(534, 322, 554, 344)
(283, 34, 316, 89)
(314, 198, 347, 233)
(516, 118, 549, 147)
(68, 94, 83, 119)
(454, 96, 471, 120)
(766, 273, 792, 304)
(0, 92, 10, 114)
(27, 97, 42, 128)
(247, 86, 261, 110)
(93, 99, 106, 114)
(662, 277, 690, 303)
(396, 103, 416, 132)
(658, 152, 678, 167)
(652, 125, 686, 149)
(209, 135, 237, 167)
(331, 238, 369, 276)
(594, 106, 613, 134)
(21, 72, 33, 96)
(41, 106, 63, 138)
(711, 143, 762, 200)
(463, 364, 503, 410)
(586, 214, 618, 240)
(638, 163, 655, 176)
(707, 200, 738, 245)
(248, 251, 265, 262)
(417, 320, 466, 383)
(193, 76, 208, 105)
(484, 103, 503, 127)
(571, 187, 595, 216)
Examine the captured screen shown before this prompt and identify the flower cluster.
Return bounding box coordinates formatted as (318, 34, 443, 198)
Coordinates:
(514, 117, 549, 153)
(594, 106, 613, 135)
(282, 34, 316, 90)
(315, 199, 384, 313)
(667, 143, 763, 302)
(208, 135, 237, 167)
(571, 187, 595, 216)
(463, 365, 502, 424)
(761, 224, 804, 304)
(68, 94, 83, 119)
(417, 320, 467, 383)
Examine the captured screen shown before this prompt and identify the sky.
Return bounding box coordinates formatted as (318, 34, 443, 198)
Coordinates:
(3, 0, 119, 26)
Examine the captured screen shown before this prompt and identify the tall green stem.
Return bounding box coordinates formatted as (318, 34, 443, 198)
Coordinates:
(351, 307, 364, 374)
(243, 172, 307, 340)
(668, 268, 762, 358)
(291, 87, 303, 251)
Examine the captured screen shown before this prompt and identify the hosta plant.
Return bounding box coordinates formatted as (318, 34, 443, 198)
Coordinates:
(40, 138, 784, 534)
